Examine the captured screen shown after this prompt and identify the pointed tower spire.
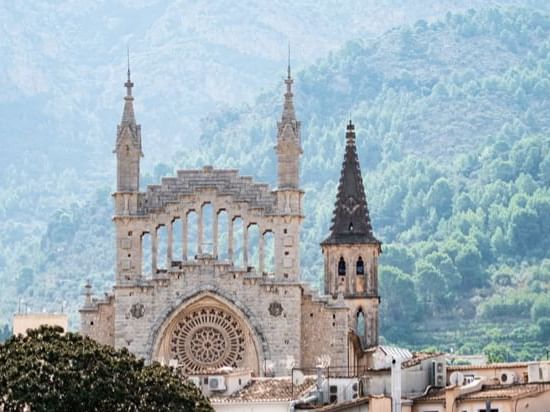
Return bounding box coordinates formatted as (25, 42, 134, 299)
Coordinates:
(282, 42, 296, 123)
(322, 121, 380, 245)
(122, 48, 135, 124)
(275, 46, 302, 190)
(114, 50, 142, 193)
(287, 41, 291, 79)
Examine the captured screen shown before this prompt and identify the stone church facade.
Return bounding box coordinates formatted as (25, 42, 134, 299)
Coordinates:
(80, 64, 382, 377)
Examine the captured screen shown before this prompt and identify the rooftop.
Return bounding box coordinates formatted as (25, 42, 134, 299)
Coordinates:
(447, 361, 545, 371)
(209, 376, 316, 403)
(415, 383, 550, 402)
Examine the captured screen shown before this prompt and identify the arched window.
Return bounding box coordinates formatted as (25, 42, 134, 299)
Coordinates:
(356, 308, 365, 337)
(356, 257, 364, 275)
(338, 257, 346, 276)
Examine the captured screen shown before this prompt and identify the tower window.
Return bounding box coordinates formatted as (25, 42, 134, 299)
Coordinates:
(348, 222, 354, 232)
(338, 257, 346, 276)
(356, 309, 365, 337)
(356, 257, 364, 275)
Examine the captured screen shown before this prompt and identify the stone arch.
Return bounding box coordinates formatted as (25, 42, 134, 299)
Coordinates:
(147, 288, 269, 375)
(356, 256, 364, 275)
(338, 256, 346, 276)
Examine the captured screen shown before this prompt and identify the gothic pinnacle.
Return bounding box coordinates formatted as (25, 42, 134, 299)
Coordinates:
(121, 48, 136, 125)
(282, 44, 296, 123)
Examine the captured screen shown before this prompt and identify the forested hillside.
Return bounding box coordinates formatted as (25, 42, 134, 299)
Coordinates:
(183, 8, 550, 360)
(1, 7, 549, 360)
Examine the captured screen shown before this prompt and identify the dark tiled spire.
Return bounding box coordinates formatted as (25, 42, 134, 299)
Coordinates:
(322, 121, 380, 245)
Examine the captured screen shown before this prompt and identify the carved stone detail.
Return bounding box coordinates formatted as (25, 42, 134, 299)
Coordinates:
(170, 307, 245, 373)
(130, 303, 145, 319)
(268, 301, 283, 317)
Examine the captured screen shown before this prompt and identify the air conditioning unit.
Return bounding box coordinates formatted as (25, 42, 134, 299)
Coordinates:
(328, 384, 338, 403)
(325, 379, 360, 404)
(499, 371, 517, 384)
(188, 376, 201, 388)
(541, 364, 550, 381)
(430, 360, 446, 388)
(449, 371, 465, 386)
(527, 363, 550, 383)
(345, 381, 359, 400)
(528, 363, 541, 383)
(208, 376, 226, 391)
(464, 374, 475, 385)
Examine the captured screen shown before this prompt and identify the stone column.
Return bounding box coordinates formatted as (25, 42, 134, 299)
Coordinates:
(182, 214, 188, 261)
(213, 208, 218, 258)
(167, 220, 173, 267)
(243, 223, 248, 268)
(198, 207, 203, 256)
(152, 227, 158, 275)
(259, 231, 265, 274)
(228, 217, 233, 261)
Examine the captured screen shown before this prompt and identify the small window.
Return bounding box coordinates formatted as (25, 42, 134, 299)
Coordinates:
(348, 222, 354, 232)
(356, 257, 364, 275)
(338, 257, 346, 276)
(356, 309, 365, 336)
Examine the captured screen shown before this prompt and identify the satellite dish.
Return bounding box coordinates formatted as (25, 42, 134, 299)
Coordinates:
(293, 370, 305, 385)
(450, 371, 465, 386)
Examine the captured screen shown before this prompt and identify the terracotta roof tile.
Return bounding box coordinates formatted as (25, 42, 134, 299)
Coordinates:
(415, 383, 550, 403)
(460, 383, 549, 400)
(414, 387, 447, 401)
(402, 352, 444, 368)
(447, 361, 534, 371)
(210, 377, 316, 403)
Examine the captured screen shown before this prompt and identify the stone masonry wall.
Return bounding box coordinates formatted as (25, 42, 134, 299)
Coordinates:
(300, 293, 349, 370)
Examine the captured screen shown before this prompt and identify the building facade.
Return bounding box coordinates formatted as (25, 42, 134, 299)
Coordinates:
(80, 64, 381, 377)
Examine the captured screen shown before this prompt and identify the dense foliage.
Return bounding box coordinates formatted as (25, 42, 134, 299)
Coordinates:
(0, 7, 549, 361)
(188, 8, 550, 359)
(0, 326, 213, 412)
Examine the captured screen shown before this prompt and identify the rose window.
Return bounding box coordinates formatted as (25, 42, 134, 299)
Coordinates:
(171, 307, 245, 372)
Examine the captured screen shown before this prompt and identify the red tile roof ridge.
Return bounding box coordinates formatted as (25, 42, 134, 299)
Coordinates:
(209, 376, 317, 403)
(448, 361, 547, 371)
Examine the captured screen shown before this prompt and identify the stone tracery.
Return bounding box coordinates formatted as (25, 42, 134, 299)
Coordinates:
(170, 307, 245, 373)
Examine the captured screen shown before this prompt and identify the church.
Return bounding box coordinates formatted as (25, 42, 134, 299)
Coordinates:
(80, 62, 382, 377)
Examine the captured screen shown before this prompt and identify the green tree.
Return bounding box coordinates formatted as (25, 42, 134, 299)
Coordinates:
(508, 207, 540, 255)
(537, 318, 550, 342)
(455, 244, 485, 290)
(483, 342, 513, 363)
(381, 244, 415, 274)
(531, 294, 550, 322)
(379, 266, 418, 322)
(425, 178, 453, 219)
(0, 326, 213, 412)
(424, 251, 461, 291)
(415, 262, 446, 315)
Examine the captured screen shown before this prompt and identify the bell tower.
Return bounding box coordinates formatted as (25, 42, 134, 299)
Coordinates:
(321, 121, 382, 348)
(273, 53, 304, 281)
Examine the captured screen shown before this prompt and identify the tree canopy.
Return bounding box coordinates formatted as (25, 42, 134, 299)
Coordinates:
(0, 326, 213, 412)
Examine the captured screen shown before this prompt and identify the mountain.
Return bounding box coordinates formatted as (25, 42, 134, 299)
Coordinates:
(1, 5, 550, 359)
(1, 0, 549, 176)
